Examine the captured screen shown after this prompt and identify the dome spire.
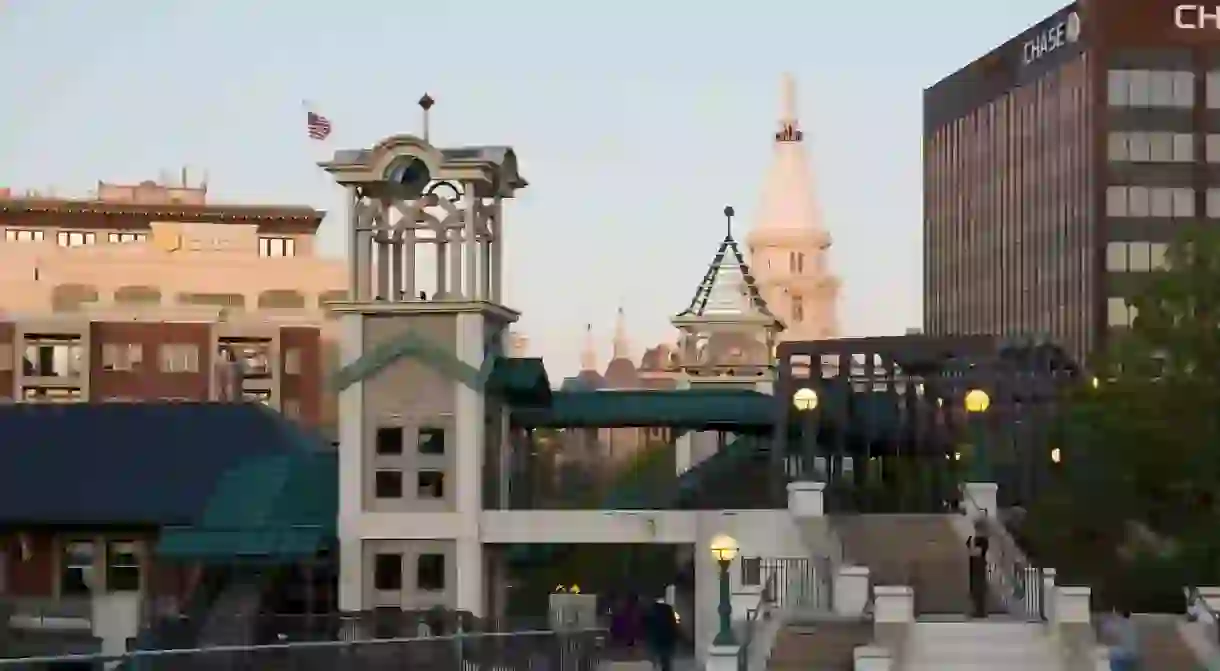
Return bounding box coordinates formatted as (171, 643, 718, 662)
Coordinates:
(612, 307, 630, 360)
(775, 72, 802, 143)
(752, 73, 822, 233)
(580, 323, 597, 371)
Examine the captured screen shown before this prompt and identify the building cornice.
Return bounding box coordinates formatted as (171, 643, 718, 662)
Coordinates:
(0, 199, 325, 226)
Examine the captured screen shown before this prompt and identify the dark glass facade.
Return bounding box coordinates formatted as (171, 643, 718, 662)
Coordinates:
(924, 0, 1220, 364)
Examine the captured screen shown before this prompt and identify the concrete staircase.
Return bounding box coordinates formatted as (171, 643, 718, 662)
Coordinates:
(904, 621, 1061, 671)
(1132, 615, 1204, 671)
(766, 620, 873, 671)
(831, 515, 976, 616)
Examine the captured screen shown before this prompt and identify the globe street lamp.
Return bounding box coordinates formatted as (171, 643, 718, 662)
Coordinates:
(793, 387, 818, 411)
(964, 389, 991, 481)
(710, 533, 739, 646)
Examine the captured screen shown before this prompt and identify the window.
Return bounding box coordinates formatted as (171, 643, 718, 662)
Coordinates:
(4, 229, 44, 242)
(791, 296, 804, 322)
(788, 252, 805, 274)
(374, 553, 403, 591)
(1107, 186, 1195, 218)
(418, 427, 445, 455)
(23, 387, 82, 403)
(114, 285, 161, 305)
(417, 554, 445, 591)
(23, 340, 83, 377)
(259, 237, 296, 257)
(1150, 243, 1169, 269)
(61, 541, 94, 595)
(159, 344, 199, 373)
(418, 471, 445, 499)
(56, 231, 96, 248)
(376, 427, 404, 455)
(284, 348, 302, 375)
(741, 557, 762, 586)
(1209, 71, 1220, 108)
(106, 542, 140, 592)
(101, 343, 143, 371)
(375, 470, 403, 498)
(1107, 298, 1138, 327)
(1106, 242, 1127, 271)
(1173, 71, 1195, 107)
(107, 232, 146, 244)
(1208, 189, 1220, 218)
(1108, 70, 1129, 106)
(1128, 70, 1151, 107)
(219, 342, 271, 377)
(1107, 133, 1193, 162)
(177, 292, 245, 310)
(1150, 71, 1175, 107)
(1128, 242, 1152, 272)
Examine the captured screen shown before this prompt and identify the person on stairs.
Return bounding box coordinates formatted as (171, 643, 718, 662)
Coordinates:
(966, 517, 990, 618)
(642, 596, 679, 671)
(1103, 608, 1139, 671)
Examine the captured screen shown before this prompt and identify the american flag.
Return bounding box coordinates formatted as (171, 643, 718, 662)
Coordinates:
(306, 110, 332, 140)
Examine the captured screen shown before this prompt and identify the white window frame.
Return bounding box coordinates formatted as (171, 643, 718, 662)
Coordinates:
(101, 343, 143, 371)
(107, 232, 146, 244)
(4, 229, 45, 242)
(159, 344, 200, 373)
(56, 231, 96, 248)
(259, 237, 296, 258)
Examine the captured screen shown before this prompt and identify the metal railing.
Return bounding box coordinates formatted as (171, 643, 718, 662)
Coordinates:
(739, 557, 831, 612)
(962, 485, 1046, 621)
(737, 572, 776, 671)
(1187, 586, 1220, 645)
(0, 628, 607, 670)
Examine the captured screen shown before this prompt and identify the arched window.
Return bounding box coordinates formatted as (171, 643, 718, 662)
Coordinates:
(178, 292, 245, 309)
(114, 285, 161, 305)
(51, 284, 99, 312)
(257, 290, 306, 309)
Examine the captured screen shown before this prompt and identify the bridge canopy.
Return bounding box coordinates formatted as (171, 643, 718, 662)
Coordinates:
(509, 389, 776, 432)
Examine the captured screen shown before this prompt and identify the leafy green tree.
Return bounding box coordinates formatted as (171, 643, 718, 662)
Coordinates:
(1024, 227, 1220, 603)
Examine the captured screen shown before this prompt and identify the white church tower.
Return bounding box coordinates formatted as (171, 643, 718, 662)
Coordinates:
(747, 73, 840, 342)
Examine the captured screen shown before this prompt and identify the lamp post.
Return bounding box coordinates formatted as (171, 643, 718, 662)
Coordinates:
(710, 533, 739, 646)
(964, 389, 991, 481)
(793, 387, 820, 478)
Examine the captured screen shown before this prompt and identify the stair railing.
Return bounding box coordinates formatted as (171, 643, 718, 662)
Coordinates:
(1187, 586, 1220, 645)
(736, 571, 777, 671)
(961, 484, 1046, 621)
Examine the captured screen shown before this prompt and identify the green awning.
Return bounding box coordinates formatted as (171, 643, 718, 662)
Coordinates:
(157, 526, 326, 562)
(156, 451, 336, 563)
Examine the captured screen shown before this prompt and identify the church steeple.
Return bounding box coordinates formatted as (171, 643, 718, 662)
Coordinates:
(612, 307, 630, 360)
(747, 73, 840, 342)
(580, 323, 597, 371)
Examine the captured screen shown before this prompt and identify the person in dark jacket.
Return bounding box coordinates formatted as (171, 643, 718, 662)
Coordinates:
(642, 598, 679, 671)
(967, 517, 990, 618)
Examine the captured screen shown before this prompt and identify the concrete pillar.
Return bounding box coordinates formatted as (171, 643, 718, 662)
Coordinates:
(787, 481, 825, 518)
(873, 586, 915, 624)
(1054, 586, 1092, 624)
(706, 644, 741, 671)
(454, 312, 487, 615)
(834, 566, 871, 616)
(336, 313, 365, 612)
(1041, 568, 1057, 623)
(853, 645, 892, 671)
(963, 481, 998, 518)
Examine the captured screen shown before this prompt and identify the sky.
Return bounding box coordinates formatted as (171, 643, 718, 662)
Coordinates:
(0, 0, 1066, 377)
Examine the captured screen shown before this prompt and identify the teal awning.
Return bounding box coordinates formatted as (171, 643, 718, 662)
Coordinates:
(156, 451, 336, 563)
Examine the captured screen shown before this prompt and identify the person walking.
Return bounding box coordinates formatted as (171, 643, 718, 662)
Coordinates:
(642, 597, 679, 671)
(966, 517, 990, 618)
(1104, 608, 1139, 671)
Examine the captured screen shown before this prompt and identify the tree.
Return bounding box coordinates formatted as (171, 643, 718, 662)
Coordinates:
(1023, 226, 1220, 603)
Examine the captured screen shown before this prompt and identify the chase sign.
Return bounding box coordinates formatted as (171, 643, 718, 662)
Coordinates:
(1022, 12, 1081, 65)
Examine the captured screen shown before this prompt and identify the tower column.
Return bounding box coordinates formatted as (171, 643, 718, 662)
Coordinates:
(320, 125, 526, 618)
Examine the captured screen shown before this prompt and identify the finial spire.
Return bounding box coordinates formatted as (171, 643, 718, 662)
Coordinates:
(724, 205, 735, 239)
(776, 73, 803, 143)
(612, 307, 630, 360)
(580, 323, 597, 371)
(419, 93, 435, 141)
